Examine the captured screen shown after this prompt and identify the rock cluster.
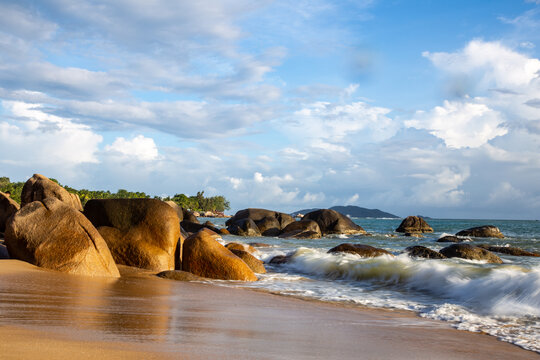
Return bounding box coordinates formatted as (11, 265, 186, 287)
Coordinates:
(2, 174, 264, 282)
(226, 208, 366, 238)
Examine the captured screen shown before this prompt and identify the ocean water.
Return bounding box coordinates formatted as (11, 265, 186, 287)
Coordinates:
(203, 217, 540, 353)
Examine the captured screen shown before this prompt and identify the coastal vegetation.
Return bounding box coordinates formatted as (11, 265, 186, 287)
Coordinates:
(0, 176, 230, 212)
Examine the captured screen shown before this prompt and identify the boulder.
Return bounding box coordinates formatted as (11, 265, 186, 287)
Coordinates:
(229, 249, 266, 273)
(83, 199, 181, 272)
(20, 174, 82, 211)
(279, 220, 322, 239)
(0, 191, 20, 233)
(225, 242, 256, 254)
(395, 216, 433, 233)
(182, 208, 199, 223)
(226, 208, 295, 234)
(227, 218, 261, 237)
(249, 242, 271, 248)
(157, 270, 207, 281)
(456, 226, 504, 238)
(0, 243, 9, 259)
(405, 246, 446, 259)
(268, 254, 292, 264)
(303, 209, 366, 235)
(328, 243, 393, 257)
(181, 220, 222, 234)
(439, 244, 503, 264)
(476, 244, 539, 257)
(164, 201, 199, 223)
(437, 235, 462, 243)
(4, 198, 119, 277)
(255, 216, 282, 236)
(182, 229, 257, 281)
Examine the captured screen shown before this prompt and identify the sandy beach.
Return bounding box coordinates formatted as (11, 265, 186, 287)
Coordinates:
(0, 259, 536, 359)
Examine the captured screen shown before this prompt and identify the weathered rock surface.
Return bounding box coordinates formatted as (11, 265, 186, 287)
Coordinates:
(249, 242, 271, 248)
(268, 254, 293, 264)
(226, 208, 295, 236)
(181, 220, 222, 234)
(229, 249, 266, 273)
(405, 246, 446, 259)
(0, 192, 19, 233)
(83, 199, 181, 272)
(157, 270, 207, 281)
(476, 244, 540, 257)
(20, 174, 82, 211)
(456, 226, 504, 238)
(4, 198, 119, 277)
(328, 243, 393, 257)
(225, 242, 256, 254)
(395, 216, 433, 233)
(303, 209, 366, 235)
(182, 229, 257, 281)
(439, 244, 503, 264)
(227, 218, 261, 237)
(165, 201, 199, 224)
(279, 220, 322, 239)
(437, 235, 462, 243)
(255, 216, 282, 236)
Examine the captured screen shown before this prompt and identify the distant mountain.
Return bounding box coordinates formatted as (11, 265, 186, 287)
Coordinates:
(291, 205, 399, 219)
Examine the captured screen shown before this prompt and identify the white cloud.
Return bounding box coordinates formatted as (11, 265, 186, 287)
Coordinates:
(347, 193, 359, 204)
(104, 135, 159, 161)
(0, 101, 102, 166)
(488, 182, 524, 203)
(406, 100, 508, 148)
(423, 40, 540, 90)
(410, 167, 470, 206)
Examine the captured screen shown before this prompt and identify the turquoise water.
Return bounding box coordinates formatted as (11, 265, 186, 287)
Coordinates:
(203, 217, 540, 353)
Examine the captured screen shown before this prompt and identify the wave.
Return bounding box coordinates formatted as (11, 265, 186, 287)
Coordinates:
(283, 248, 540, 317)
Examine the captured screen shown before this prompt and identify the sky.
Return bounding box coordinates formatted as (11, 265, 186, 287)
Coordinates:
(1, 0, 540, 219)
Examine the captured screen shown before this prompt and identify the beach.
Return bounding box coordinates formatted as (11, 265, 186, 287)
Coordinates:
(0, 259, 536, 359)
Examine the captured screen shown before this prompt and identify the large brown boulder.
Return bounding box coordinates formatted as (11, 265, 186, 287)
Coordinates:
(328, 243, 393, 257)
(164, 201, 199, 224)
(21, 174, 82, 211)
(226, 208, 295, 235)
(456, 226, 504, 238)
(303, 209, 366, 235)
(227, 218, 261, 237)
(0, 191, 19, 233)
(279, 220, 322, 239)
(437, 235, 462, 243)
(229, 249, 266, 273)
(83, 199, 181, 272)
(476, 244, 539, 257)
(439, 244, 503, 264)
(4, 198, 119, 277)
(182, 229, 257, 281)
(395, 216, 433, 233)
(225, 242, 256, 254)
(405, 246, 446, 259)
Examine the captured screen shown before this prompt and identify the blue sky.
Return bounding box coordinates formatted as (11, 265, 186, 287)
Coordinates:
(1, 0, 540, 219)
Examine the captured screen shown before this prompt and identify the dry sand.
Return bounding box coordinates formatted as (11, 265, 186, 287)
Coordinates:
(0, 259, 537, 359)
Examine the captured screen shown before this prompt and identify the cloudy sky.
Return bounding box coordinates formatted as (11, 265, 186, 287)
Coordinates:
(1, 0, 540, 219)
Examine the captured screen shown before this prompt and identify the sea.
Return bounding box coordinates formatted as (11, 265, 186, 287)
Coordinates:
(203, 217, 540, 353)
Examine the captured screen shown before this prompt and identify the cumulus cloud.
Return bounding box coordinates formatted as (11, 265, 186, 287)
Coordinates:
(104, 135, 159, 161)
(410, 167, 470, 206)
(406, 100, 508, 148)
(0, 101, 102, 166)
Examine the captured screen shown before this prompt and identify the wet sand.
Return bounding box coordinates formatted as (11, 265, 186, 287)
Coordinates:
(0, 260, 537, 359)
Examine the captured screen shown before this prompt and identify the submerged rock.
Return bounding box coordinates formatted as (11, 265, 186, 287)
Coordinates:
(405, 246, 446, 259)
(182, 229, 257, 281)
(249, 242, 271, 248)
(439, 244, 503, 264)
(157, 270, 207, 281)
(395, 216, 433, 234)
(456, 226, 504, 238)
(437, 235, 462, 243)
(5, 197, 120, 277)
(83, 198, 181, 272)
(268, 254, 292, 264)
(328, 243, 393, 257)
(303, 209, 366, 235)
(476, 244, 540, 257)
(21, 174, 82, 211)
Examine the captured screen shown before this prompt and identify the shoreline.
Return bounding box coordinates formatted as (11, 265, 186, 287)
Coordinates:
(0, 260, 537, 359)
